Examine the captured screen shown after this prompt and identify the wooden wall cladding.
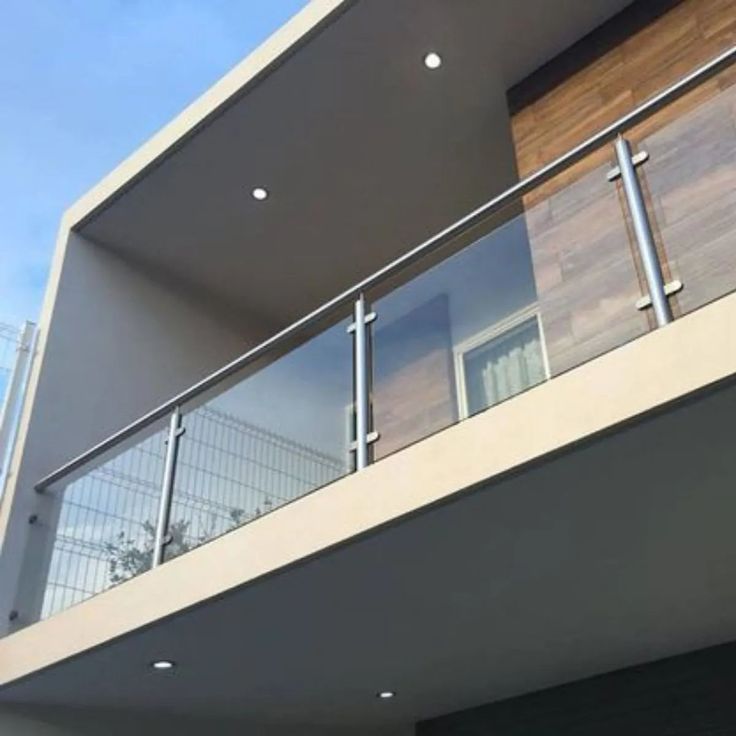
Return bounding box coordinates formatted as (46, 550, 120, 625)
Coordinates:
(510, 0, 736, 179)
(372, 294, 457, 461)
(509, 0, 736, 377)
(632, 66, 736, 317)
(523, 162, 650, 376)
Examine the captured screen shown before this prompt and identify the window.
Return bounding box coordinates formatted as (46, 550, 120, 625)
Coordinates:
(454, 305, 549, 419)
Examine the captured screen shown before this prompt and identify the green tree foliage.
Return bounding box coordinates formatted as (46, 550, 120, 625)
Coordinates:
(104, 508, 247, 584)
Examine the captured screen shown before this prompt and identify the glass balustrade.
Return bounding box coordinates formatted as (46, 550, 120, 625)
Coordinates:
(166, 314, 354, 559)
(35, 422, 169, 620)
(368, 157, 648, 459)
(19, 52, 736, 629)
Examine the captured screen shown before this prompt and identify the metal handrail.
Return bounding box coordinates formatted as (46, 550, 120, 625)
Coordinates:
(35, 43, 736, 491)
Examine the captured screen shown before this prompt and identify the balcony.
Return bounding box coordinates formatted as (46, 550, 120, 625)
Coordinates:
(4, 43, 733, 638)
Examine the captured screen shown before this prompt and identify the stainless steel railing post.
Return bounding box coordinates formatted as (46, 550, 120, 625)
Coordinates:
(152, 407, 184, 568)
(349, 294, 378, 471)
(614, 135, 673, 327)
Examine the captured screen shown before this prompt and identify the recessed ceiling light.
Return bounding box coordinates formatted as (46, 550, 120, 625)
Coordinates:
(251, 187, 269, 201)
(377, 690, 396, 700)
(151, 660, 176, 671)
(423, 52, 442, 70)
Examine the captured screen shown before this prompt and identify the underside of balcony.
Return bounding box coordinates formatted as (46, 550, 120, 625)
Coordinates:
(1, 292, 735, 730)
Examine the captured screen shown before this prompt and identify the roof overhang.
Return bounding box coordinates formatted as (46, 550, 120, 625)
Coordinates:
(65, 0, 633, 328)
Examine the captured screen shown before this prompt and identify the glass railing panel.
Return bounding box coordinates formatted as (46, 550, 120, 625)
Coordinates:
(632, 68, 736, 316)
(525, 160, 651, 375)
(38, 423, 169, 620)
(27, 54, 736, 629)
(167, 312, 353, 559)
(369, 209, 541, 460)
(369, 158, 650, 461)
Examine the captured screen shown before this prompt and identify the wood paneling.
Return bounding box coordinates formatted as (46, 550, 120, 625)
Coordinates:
(524, 161, 650, 375)
(509, 0, 736, 376)
(372, 295, 457, 460)
(635, 70, 736, 316)
(510, 0, 736, 179)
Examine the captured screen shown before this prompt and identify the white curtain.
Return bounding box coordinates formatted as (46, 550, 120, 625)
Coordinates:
(479, 322, 545, 407)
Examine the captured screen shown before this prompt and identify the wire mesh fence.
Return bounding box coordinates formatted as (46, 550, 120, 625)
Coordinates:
(0, 321, 35, 501)
(170, 405, 348, 556)
(0, 322, 20, 404)
(41, 406, 347, 618)
(41, 425, 167, 618)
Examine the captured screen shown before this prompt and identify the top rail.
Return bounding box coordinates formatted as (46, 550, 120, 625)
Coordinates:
(35, 44, 736, 491)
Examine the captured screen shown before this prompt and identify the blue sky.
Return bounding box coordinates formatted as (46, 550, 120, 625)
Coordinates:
(0, 0, 307, 327)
